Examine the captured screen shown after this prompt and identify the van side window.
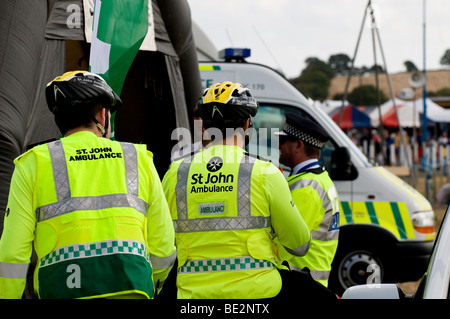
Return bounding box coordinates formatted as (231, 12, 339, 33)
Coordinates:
(249, 104, 354, 180)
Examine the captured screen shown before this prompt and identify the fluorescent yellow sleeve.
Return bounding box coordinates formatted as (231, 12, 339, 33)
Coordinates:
(263, 164, 311, 256)
(0, 151, 37, 298)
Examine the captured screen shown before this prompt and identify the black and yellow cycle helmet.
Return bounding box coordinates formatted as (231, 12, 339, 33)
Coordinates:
(45, 71, 122, 114)
(198, 81, 259, 129)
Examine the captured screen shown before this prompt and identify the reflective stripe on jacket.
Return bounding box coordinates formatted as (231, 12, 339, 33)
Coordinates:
(162, 145, 311, 299)
(280, 167, 340, 287)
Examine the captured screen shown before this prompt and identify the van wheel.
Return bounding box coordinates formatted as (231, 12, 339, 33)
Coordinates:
(329, 249, 385, 295)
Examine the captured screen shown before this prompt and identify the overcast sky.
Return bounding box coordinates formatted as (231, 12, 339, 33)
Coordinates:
(187, 0, 450, 79)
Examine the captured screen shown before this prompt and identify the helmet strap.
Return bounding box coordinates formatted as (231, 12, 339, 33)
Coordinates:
(245, 118, 253, 146)
(103, 111, 110, 138)
(90, 114, 107, 137)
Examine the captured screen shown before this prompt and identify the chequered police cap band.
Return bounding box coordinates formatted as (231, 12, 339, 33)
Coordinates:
(283, 122, 324, 148)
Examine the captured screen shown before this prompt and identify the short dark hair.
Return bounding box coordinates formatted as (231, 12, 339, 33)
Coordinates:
(54, 102, 103, 135)
(303, 142, 321, 157)
(204, 116, 248, 139)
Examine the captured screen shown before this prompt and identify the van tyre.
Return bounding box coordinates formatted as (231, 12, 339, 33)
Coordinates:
(340, 250, 383, 285)
(329, 247, 391, 296)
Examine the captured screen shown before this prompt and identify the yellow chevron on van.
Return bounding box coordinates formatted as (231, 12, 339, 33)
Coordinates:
(339, 201, 416, 240)
(199, 65, 221, 71)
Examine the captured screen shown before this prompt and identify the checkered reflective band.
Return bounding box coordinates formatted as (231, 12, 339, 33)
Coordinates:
(40, 239, 150, 268)
(283, 123, 324, 148)
(178, 256, 274, 273)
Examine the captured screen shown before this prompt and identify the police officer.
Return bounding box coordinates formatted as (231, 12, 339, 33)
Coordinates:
(0, 71, 176, 299)
(276, 113, 340, 288)
(162, 82, 311, 299)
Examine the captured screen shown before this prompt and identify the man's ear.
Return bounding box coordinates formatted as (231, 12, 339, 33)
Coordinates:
(96, 108, 107, 127)
(242, 118, 251, 131)
(295, 139, 304, 152)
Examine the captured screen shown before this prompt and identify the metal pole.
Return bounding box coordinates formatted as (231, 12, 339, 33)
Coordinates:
(338, 1, 369, 127)
(374, 21, 416, 186)
(368, 3, 385, 165)
(421, 0, 433, 201)
(422, 0, 428, 146)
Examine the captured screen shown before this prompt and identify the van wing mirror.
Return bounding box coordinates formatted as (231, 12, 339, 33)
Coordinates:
(330, 147, 353, 180)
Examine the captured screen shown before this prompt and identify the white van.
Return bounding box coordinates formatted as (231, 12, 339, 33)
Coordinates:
(199, 50, 436, 294)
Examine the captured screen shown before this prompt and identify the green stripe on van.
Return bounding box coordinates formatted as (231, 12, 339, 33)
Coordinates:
(390, 202, 407, 239)
(365, 202, 379, 225)
(341, 201, 353, 223)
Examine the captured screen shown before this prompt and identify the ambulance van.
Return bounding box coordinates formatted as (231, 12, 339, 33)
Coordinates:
(198, 49, 436, 294)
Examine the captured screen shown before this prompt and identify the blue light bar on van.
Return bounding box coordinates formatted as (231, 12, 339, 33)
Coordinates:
(219, 48, 251, 60)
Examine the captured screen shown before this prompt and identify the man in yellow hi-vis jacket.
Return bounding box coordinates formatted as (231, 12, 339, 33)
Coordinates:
(162, 82, 311, 299)
(0, 71, 176, 299)
(276, 112, 340, 288)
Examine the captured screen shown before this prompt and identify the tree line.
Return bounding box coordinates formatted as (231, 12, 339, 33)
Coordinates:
(289, 49, 450, 104)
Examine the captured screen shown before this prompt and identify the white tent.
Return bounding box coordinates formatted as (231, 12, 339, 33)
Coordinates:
(367, 98, 406, 127)
(381, 103, 421, 128)
(368, 98, 450, 127)
(408, 98, 450, 123)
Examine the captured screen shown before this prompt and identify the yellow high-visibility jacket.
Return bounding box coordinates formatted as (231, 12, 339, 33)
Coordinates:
(279, 166, 340, 287)
(0, 131, 176, 299)
(162, 145, 311, 299)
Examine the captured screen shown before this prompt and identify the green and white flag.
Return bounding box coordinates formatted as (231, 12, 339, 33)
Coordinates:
(87, 0, 152, 138)
(89, 0, 148, 94)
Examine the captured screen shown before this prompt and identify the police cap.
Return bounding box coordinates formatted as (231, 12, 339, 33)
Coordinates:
(276, 113, 330, 148)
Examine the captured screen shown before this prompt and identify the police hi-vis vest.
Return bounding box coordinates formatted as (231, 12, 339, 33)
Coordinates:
(0, 131, 175, 299)
(162, 145, 311, 299)
(280, 166, 340, 287)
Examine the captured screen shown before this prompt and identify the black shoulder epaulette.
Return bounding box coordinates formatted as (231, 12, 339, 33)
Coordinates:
(305, 166, 326, 175)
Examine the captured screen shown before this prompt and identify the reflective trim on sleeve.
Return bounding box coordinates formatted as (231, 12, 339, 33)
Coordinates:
(309, 269, 331, 281)
(150, 251, 177, 270)
(174, 154, 270, 232)
(37, 141, 147, 222)
(0, 262, 29, 279)
(290, 265, 330, 281)
(284, 237, 311, 257)
(311, 228, 339, 241)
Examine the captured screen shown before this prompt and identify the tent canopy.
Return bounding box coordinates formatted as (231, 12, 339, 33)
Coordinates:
(330, 104, 373, 129)
(381, 104, 421, 128)
(367, 98, 405, 127)
(368, 98, 450, 128)
(412, 98, 450, 123)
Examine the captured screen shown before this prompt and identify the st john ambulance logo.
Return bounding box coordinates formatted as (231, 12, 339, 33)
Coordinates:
(207, 156, 223, 172)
